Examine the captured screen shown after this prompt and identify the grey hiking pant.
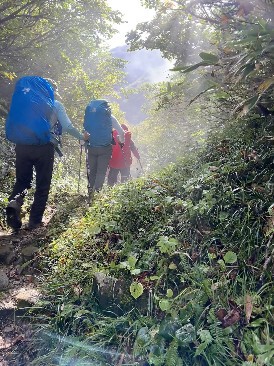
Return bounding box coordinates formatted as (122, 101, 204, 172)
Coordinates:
(87, 145, 112, 191)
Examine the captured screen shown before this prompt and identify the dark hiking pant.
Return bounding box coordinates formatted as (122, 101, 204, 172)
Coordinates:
(107, 167, 131, 186)
(9, 144, 55, 224)
(87, 145, 112, 191)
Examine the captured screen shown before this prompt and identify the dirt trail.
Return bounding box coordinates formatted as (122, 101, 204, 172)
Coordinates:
(0, 225, 49, 365)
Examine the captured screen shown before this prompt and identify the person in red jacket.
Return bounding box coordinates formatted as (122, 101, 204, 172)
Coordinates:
(108, 124, 140, 186)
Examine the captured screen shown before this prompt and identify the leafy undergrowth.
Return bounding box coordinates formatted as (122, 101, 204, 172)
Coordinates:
(0, 124, 15, 228)
(30, 116, 273, 366)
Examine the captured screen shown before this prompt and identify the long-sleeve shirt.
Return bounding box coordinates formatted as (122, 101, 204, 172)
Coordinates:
(111, 116, 125, 143)
(53, 100, 83, 141)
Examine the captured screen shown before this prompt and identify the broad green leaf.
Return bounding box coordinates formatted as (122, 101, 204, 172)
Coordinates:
(128, 255, 137, 268)
(170, 65, 190, 71)
(223, 251, 238, 264)
(150, 275, 160, 280)
(109, 261, 116, 269)
(119, 261, 129, 269)
(219, 212, 229, 221)
(199, 52, 219, 63)
(131, 268, 141, 275)
(171, 61, 209, 73)
(89, 225, 101, 235)
(175, 323, 195, 344)
(135, 327, 150, 346)
(159, 299, 171, 311)
(169, 262, 177, 270)
(166, 289, 174, 298)
(158, 239, 178, 254)
(130, 282, 144, 299)
(217, 259, 226, 270)
(181, 61, 211, 73)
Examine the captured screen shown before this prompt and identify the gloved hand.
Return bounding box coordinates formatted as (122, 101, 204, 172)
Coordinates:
(83, 131, 90, 141)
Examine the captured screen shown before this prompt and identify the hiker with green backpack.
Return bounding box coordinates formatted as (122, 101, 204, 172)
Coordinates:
(5, 76, 89, 231)
(83, 99, 125, 196)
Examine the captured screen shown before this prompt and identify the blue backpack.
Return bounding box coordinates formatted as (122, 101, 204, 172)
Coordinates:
(83, 100, 112, 147)
(50, 106, 63, 146)
(5, 76, 54, 145)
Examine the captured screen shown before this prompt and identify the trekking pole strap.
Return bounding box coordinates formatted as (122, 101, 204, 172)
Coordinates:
(54, 145, 63, 157)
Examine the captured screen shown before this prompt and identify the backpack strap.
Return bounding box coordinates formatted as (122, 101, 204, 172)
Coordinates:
(49, 106, 63, 157)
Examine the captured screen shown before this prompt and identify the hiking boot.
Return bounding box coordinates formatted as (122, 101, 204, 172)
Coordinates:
(87, 190, 94, 206)
(6, 200, 22, 230)
(27, 221, 44, 231)
(26, 221, 44, 231)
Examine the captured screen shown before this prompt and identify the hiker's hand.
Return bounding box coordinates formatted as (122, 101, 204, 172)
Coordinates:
(80, 140, 86, 146)
(83, 131, 90, 141)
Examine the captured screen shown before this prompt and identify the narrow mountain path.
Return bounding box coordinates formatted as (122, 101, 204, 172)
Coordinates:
(0, 194, 88, 364)
(0, 221, 52, 365)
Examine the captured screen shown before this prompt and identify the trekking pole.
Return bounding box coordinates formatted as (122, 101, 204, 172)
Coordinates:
(138, 159, 145, 175)
(84, 143, 92, 204)
(77, 143, 83, 194)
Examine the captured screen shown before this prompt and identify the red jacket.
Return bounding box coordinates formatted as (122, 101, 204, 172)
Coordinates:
(109, 129, 140, 169)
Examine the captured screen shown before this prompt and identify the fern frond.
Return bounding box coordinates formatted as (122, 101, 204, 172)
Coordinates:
(166, 339, 183, 366)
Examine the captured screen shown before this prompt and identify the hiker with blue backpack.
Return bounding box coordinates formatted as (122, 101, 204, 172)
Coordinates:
(83, 100, 125, 197)
(5, 76, 89, 231)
